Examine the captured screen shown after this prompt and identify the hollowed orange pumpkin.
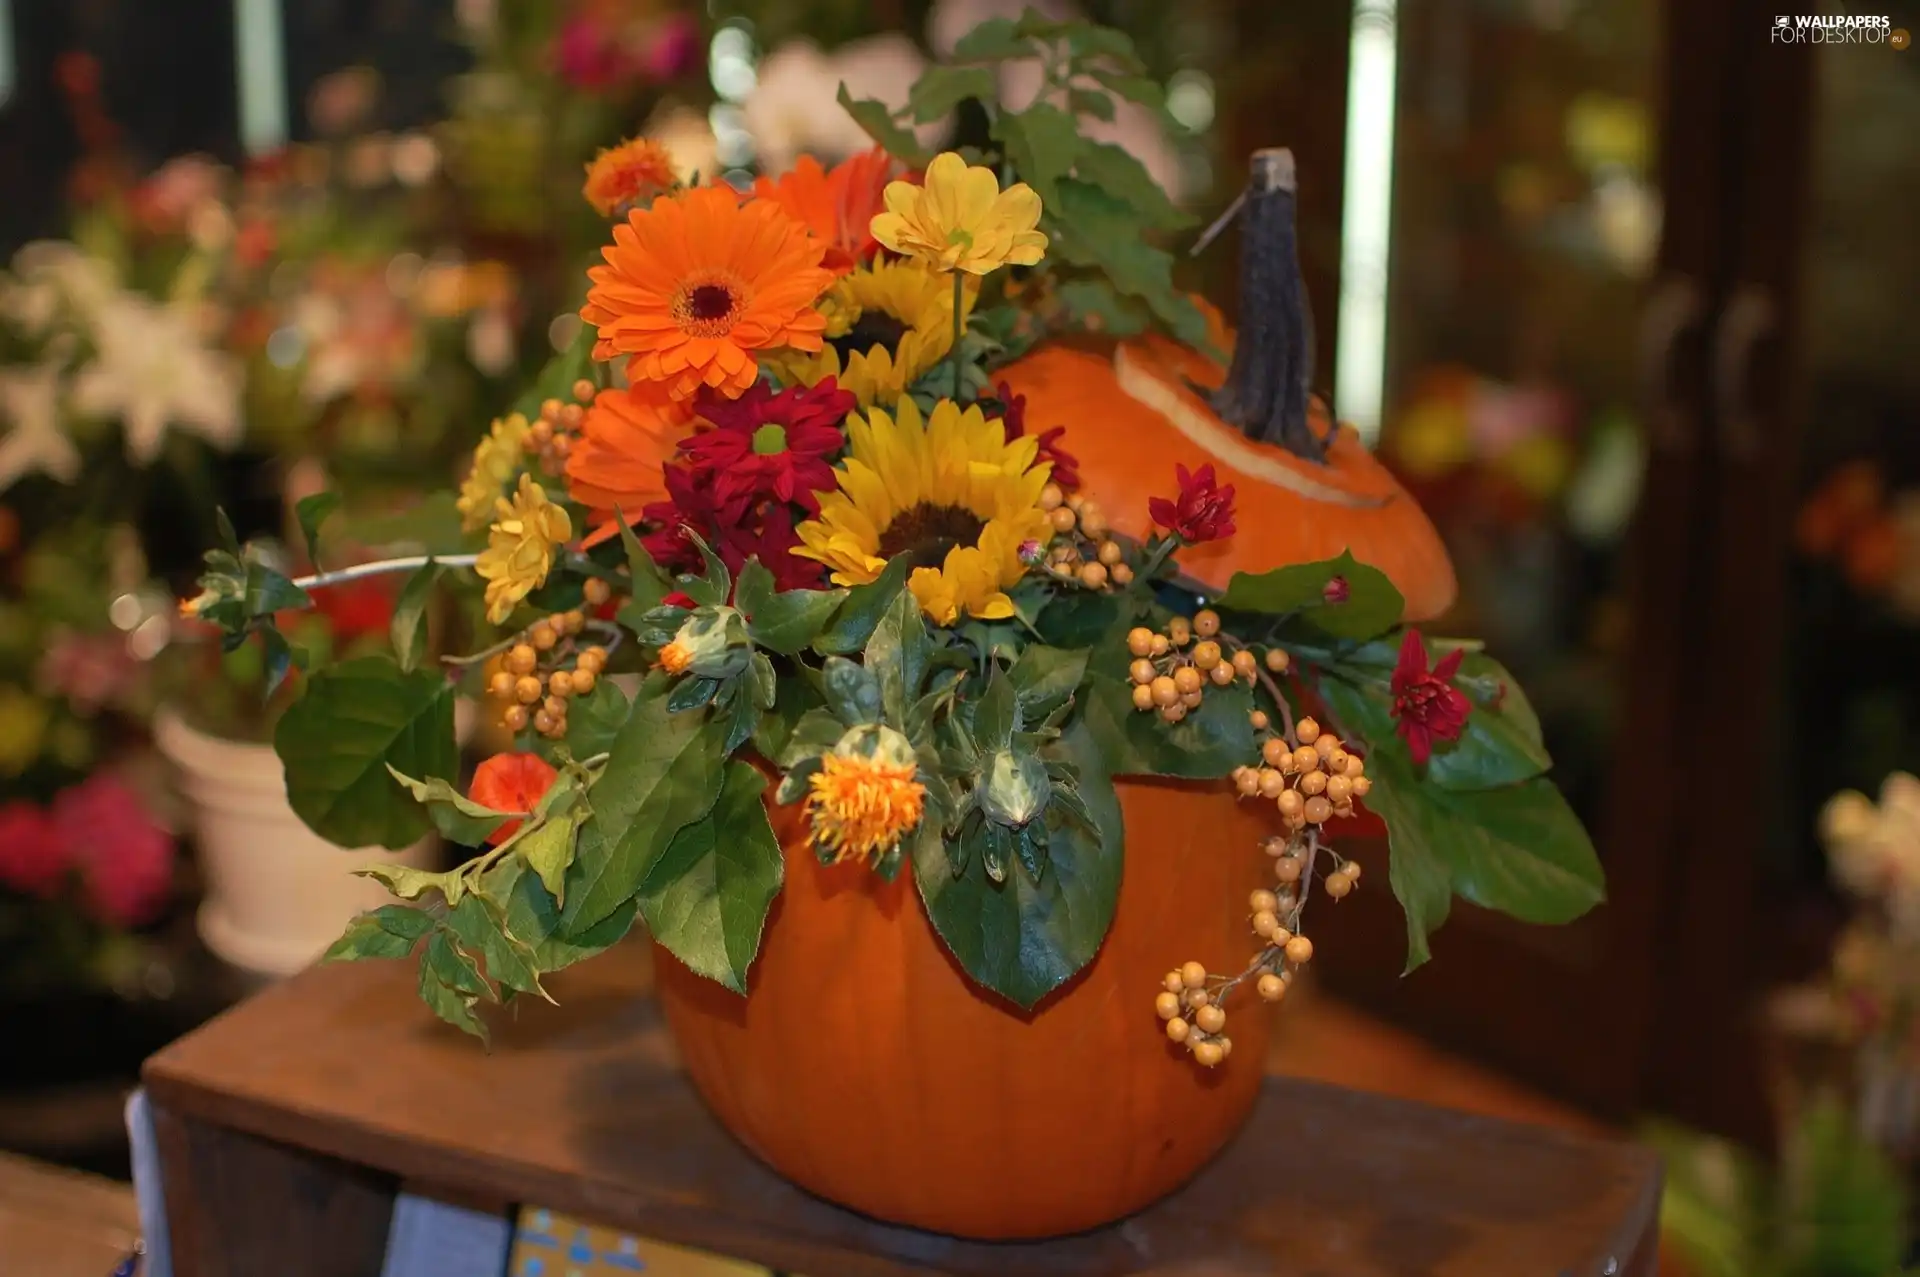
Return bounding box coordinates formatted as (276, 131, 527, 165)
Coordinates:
(653, 776, 1273, 1240)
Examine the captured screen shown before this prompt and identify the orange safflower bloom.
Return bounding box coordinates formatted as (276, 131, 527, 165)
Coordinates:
(582, 137, 678, 217)
(752, 147, 895, 275)
(582, 185, 834, 401)
(564, 384, 696, 546)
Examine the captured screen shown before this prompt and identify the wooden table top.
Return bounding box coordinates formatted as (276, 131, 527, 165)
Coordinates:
(143, 944, 1661, 1277)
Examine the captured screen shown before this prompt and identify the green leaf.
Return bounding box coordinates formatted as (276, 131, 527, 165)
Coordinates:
(275, 657, 458, 849)
(733, 558, 776, 620)
(337, 492, 472, 556)
(777, 707, 847, 767)
(1073, 141, 1192, 230)
(744, 584, 847, 656)
(387, 560, 440, 673)
(821, 656, 883, 727)
(322, 904, 434, 962)
(748, 652, 777, 711)
(1217, 551, 1404, 641)
(294, 492, 341, 566)
(908, 65, 997, 123)
(354, 862, 465, 904)
(518, 810, 581, 906)
(637, 761, 785, 994)
(1065, 22, 1146, 72)
(1086, 67, 1164, 110)
(1359, 749, 1455, 973)
(1079, 628, 1254, 778)
(1067, 88, 1115, 122)
(1006, 644, 1089, 718)
(867, 586, 932, 722)
(1045, 178, 1210, 346)
(564, 679, 630, 760)
(1451, 651, 1544, 748)
(258, 627, 303, 700)
(678, 531, 731, 607)
(419, 931, 489, 1043)
(558, 696, 728, 933)
(752, 674, 821, 763)
(814, 555, 913, 654)
(667, 675, 722, 712)
(993, 102, 1083, 200)
(242, 559, 311, 619)
(1318, 656, 1548, 791)
(1051, 278, 1155, 337)
(951, 16, 1034, 59)
(837, 85, 928, 165)
(973, 663, 1019, 750)
(913, 720, 1122, 1008)
(446, 893, 547, 1000)
(385, 765, 513, 846)
(491, 849, 637, 973)
(617, 508, 668, 621)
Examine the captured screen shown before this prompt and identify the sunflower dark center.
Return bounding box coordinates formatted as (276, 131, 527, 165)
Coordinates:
(688, 284, 737, 320)
(877, 502, 985, 568)
(830, 312, 910, 361)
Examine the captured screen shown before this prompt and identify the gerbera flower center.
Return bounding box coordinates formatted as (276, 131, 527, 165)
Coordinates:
(877, 501, 987, 569)
(829, 311, 910, 361)
(750, 423, 789, 456)
(671, 273, 749, 338)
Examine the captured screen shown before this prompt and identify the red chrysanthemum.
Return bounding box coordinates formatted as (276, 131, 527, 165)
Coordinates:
(987, 382, 1080, 491)
(1389, 628, 1472, 766)
(1148, 463, 1236, 544)
(642, 464, 826, 593)
(679, 378, 853, 516)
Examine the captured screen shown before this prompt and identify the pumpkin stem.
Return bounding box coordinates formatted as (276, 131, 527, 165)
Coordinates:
(1208, 148, 1328, 464)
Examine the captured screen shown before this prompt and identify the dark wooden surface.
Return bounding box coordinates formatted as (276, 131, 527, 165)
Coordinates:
(144, 943, 1662, 1277)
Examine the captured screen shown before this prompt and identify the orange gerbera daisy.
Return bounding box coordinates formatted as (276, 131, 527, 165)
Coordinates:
(564, 384, 696, 544)
(752, 147, 896, 274)
(582, 137, 678, 217)
(582, 185, 834, 401)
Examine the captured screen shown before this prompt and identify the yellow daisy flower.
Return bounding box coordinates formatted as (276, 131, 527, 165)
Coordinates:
(794, 397, 1052, 626)
(805, 725, 927, 866)
(457, 412, 532, 533)
(870, 152, 1048, 276)
(767, 258, 977, 407)
(476, 474, 572, 624)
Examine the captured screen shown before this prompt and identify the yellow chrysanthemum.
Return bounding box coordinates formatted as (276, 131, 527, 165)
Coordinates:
(476, 475, 572, 624)
(457, 413, 532, 533)
(767, 259, 977, 407)
(870, 151, 1048, 276)
(794, 398, 1052, 626)
(805, 726, 926, 865)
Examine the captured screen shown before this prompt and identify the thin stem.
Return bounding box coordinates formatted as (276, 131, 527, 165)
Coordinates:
(950, 270, 966, 400)
(442, 633, 518, 669)
(292, 554, 478, 592)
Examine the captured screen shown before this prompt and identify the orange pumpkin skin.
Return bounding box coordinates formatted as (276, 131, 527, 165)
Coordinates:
(999, 338, 1459, 623)
(653, 777, 1274, 1240)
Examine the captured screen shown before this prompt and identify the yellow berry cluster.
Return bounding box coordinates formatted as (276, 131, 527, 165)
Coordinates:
(523, 379, 598, 475)
(1038, 484, 1133, 590)
(1124, 609, 1258, 724)
(1230, 716, 1370, 832)
(484, 577, 614, 738)
(1154, 960, 1238, 1068)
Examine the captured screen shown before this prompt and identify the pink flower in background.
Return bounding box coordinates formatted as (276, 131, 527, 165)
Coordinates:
(555, 15, 627, 90)
(641, 13, 701, 81)
(53, 776, 174, 928)
(36, 629, 141, 714)
(0, 802, 68, 898)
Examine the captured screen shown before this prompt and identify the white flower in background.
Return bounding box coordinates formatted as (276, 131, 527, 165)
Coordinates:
(645, 105, 719, 184)
(4, 242, 119, 333)
(1822, 773, 1920, 937)
(0, 360, 80, 490)
(929, 0, 1187, 202)
(745, 36, 936, 173)
(69, 295, 241, 464)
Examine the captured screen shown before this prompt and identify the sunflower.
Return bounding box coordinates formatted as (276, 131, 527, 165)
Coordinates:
(581, 185, 834, 402)
(563, 385, 696, 544)
(767, 259, 975, 408)
(794, 398, 1052, 626)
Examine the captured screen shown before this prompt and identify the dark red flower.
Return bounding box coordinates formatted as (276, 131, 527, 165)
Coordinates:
(661, 591, 698, 610)
(1148, 463, 1236, 544)
(1323, 576, 1350, 605)
(680, 379, 852, 516)
(988, 382, 1080, 490)
(1389, 628, 1471, 765)
(641, 462, 826, 594)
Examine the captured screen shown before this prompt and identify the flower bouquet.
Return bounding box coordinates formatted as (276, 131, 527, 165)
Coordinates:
(185, 12, 1604, 1240)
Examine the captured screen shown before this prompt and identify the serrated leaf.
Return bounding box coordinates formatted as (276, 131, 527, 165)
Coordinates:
(446, 893, 548, 1000)
(294, 492, 341, 566)
(1045, 177, 1210, 346)
(973, 663, 1019, 750)
(275, 657, 459, 849)
(1079, 666, 1254, 778)
(1217, 551, 1404, 640)
(837, 85, 929, 165)
(564, 679, 630, 760)
(814, 555, 913, 654)
(385, 765, 513, 845)
(491, 848, 637, 973)
(1073, 141, 1192, 230)
(744, 582, 846, 656)
(354, 862, 464, 904)
(558, 696, 728, 934)
(1006, 644, 1088, 718)
(908, 65, 997, 123)
(867, 586, 932, 722)
(952, 16, 1034, 60)
(518, 811, 581, 906)
(821, 656, 883, 726)
(419, 931, 489, 1043)
(637, 761, 785, 994)
(322, 904, 435, 962)
(389, 560, 439, 672)
(993, 102, 1083, 200)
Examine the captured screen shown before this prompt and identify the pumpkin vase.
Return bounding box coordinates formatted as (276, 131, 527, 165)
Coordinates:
(653, 776, 1275, 1240)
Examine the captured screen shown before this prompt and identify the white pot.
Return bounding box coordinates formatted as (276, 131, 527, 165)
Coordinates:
(155, 709, 436, 979)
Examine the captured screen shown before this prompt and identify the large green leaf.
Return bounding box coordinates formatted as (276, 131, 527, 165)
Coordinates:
(736, 563, 845, 656)
(275, 657, 458, 849)
(993, 101, 1083, 201)
(445, 893, 546, 1000)
(912, 720, 1122, 1009)
(558, 696, 728, 933)
(866, 587, 932, 722)
(490, 850, 637, 974)
(1217, 551, 1404, 641)
(1317, 658, 1549, 792)
(321, 904, 435, 962)
(563, 679, 630, 760)
(1044, 178, 1209, 346)
(637, 762, 785, 993)
(1072, 141, 1191, 230)
(388, 559, 439, 672)
(1078, 665, 1254, 778)
(1006, 644, 1089, 719)
(813, 555, 912, 654)
(907, 65, 997, 122)
(1356, 748, 1455, 973)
